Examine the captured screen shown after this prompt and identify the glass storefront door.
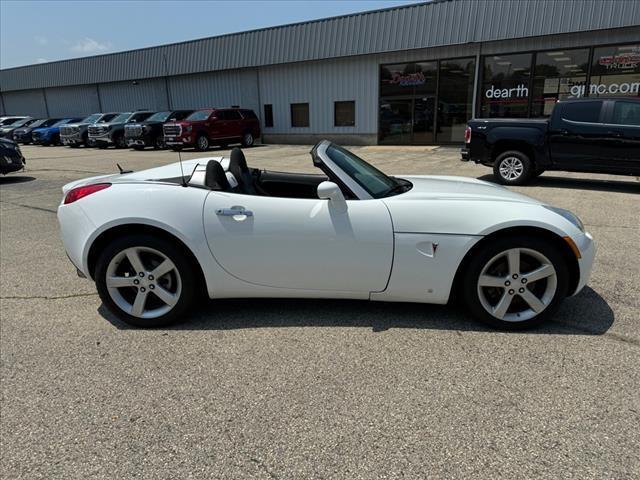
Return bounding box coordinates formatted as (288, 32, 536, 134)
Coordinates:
(378, 58, 475, 144)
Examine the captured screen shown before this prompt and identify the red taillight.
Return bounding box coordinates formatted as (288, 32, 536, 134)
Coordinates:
(64, 183, 111, 204)
(464, 126, 472, 144)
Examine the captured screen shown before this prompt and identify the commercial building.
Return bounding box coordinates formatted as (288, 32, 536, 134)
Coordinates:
(1, 0, 639, 145)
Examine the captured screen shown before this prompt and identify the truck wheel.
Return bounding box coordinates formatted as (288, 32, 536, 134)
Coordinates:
(154, 136, 165, 150)
(493, 151, 533, 186)
(241, 132, 254, 147)
(195, 135, 209, 151)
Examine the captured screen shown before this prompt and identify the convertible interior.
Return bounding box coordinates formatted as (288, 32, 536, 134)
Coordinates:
(164, 147, 333, 199)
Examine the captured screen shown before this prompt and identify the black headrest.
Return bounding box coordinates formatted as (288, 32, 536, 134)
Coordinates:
(204, 160, 231, 191)
(229, 147, 249, 174)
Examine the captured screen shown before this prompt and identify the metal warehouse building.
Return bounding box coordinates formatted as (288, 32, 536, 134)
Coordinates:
(1, 0, 639, 145)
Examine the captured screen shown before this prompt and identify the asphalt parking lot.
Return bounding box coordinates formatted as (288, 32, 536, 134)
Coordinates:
(1, 143, 639, 479)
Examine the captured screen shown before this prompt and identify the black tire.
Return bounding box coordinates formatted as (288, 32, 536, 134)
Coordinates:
(69, 144, 79, 148)
(493, 150, 534, 186)
(153, 136, 165, 150)
(461, 235, 569, 330)
(133, 145, 145, 151)
(241, 132, 254, 147)
(195, 134, 209, 151)
(95, 234, 197, 328)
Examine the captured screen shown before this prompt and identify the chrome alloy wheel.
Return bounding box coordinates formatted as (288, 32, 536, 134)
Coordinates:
(105, 246, 182, 319)
(477, 248, 557, 322)
(499, 157, 524, 181)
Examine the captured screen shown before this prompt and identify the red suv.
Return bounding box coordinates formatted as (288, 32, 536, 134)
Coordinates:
(163, 107, 260, 151)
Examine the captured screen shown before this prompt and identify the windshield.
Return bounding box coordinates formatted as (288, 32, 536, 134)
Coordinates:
(146, 111, 171, 122)
(185, 110, 212, 121)
(324, 144, 398, 198)
(27, 119, 47, 128)
(110, 113, 132, 123)
(9, 118, 31, 127)
(81, 114, 101, 124)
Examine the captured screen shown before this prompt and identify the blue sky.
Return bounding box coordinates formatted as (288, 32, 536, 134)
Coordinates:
(0, 0, 423, 69)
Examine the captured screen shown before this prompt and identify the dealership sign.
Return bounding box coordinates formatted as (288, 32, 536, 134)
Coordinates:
(386, 71, 426, 87)
(571, 81, 640, 97)
(598, 52, 640, 70)
(485, 84, 529, 99)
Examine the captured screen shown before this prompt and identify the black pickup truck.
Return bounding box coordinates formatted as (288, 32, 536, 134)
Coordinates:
(124, 109, 193, 150)
(461, 97, 640, 185)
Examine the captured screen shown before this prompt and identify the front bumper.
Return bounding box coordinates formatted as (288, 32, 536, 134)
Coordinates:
(573, 231, 596, 296)
(460, 147, 470, 161)
(165, 135, 194, 147)
(61, 134, 84, 146)
(126, 135, 151, 147)
(90, 134, 114, 145)
(13, 133, 32, 143)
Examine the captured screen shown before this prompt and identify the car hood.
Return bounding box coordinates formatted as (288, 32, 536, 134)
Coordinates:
(389, 175, 543, 205)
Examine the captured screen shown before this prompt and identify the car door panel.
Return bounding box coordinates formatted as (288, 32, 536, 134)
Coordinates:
(203, 192, 394, 292)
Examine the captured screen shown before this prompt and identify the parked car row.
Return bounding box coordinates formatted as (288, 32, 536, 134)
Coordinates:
(1, 106, 262, 152)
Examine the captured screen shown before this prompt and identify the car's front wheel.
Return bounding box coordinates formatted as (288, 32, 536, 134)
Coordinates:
(462, 236, 569, 329)
(95, 234, 197, 327)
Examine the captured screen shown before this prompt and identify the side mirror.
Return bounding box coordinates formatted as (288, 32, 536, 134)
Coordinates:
(317, 181, 347, 212)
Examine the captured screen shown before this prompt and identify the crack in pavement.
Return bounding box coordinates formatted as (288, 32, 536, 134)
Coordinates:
(0, 200, 56, 214)
(1, 292, 98, 300)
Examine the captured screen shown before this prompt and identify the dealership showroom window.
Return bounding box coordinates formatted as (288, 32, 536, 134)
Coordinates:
(378, 42, 639, 145)
(480, 42, 640, 119)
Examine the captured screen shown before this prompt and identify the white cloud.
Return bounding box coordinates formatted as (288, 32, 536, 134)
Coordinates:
(34, 35, 48, 46)
(71, 37, 111, 54)
(36, 58, 49, 63)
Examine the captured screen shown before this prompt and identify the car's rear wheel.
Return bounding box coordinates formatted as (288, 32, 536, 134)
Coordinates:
(95, 234, 197, 327)
(195, 134, 209, 151)
(462, 236, 569, 329)
(493, 150, 533, 185)
(241, 132, 254, 147)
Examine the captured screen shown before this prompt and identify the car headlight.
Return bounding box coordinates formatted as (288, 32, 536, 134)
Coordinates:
(543, 206, 584, 232)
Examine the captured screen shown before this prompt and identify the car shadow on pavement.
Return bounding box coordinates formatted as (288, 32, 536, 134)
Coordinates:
(99, 286, 614, 335)
(477, 174, 639, 194)
(0, 175, 36, 185)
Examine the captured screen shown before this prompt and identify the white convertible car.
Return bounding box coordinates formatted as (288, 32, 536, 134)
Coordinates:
(58, 141, 595, 329)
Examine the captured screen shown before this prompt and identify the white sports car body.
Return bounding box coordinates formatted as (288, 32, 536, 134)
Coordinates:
(58, 141, 595, 328)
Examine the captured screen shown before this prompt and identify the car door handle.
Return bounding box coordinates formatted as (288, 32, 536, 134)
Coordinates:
(216, 206, 253, 216)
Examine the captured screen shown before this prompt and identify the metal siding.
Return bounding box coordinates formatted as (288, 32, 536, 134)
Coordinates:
(2, 0, 639, 91)
(2, 90, 47, 116)
(97, 78, 169, 112)
(45, 85, 100, 117)
(167, 69, 259, 113)
(259, 56, 378, 135)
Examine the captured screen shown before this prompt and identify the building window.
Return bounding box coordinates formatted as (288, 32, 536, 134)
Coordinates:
(437, 57, 476, 142)
(480, 53, 533, 118)
(334, 101, 355, 126)
(290, 103, 309, 127)
(589, 43, 640, 98)
(264, 104, 273, 127)
(531, 48, 590, 117)
(379, 61, 438, 144)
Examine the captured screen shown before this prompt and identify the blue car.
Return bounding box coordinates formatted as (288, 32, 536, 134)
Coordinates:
(32, 118, 83, 146)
